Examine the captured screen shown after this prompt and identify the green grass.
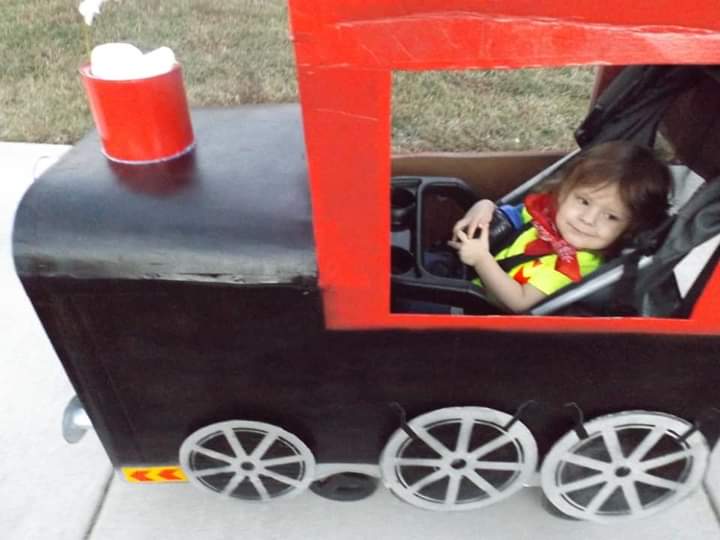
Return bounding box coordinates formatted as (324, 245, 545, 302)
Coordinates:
(392, 68, 595, 153)
(1, 0, 296, 144)
(1, 0, 595, 151)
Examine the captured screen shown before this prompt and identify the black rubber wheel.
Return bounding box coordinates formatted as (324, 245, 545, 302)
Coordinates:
(310, 472, 379, 501)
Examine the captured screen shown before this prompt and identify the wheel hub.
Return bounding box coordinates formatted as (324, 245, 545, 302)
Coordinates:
(614, 465, 632, 478)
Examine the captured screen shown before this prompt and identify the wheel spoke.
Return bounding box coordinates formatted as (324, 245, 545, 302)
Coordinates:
(445, 475, 461, 506)
(456, 417, 474, 453)
(251, 431, 278, 460)
(413, 426, 452, 458)
(469, 432, 511, 460)
(260, 468, 303, 489)
(639, 449, 692, 471)
(262, 455, 305, 467)
(558, 473, 607, 494)
(585, 480, 617, 514)
(408, 469, 448, 493)
(561, 453, 612, 473)
(396, 458, 444, 468)
(622, 482, 644, 514)
(464, 470, 501, 497)
(223, 427, 248, 459)
(221, 473, 245, 496)
(195, 465, 236, 477)
(635, 472, 682, 492)
(628, 426, 666, 462)
(192, 444, 235, 464)
(473, 460, 522, 471)
(250, 475, 271, 501)
(601, 427, 624, 463)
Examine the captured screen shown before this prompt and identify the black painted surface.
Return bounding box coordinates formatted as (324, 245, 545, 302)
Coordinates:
(19, 277, 720, 466)
(13, 105, 315, 284)
(13, 105, 720, 471)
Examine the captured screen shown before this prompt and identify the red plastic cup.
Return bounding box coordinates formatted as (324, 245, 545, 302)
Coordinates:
(80, 63, 195, 164)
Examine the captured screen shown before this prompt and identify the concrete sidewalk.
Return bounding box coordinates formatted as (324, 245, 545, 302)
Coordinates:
(2, 142, 720, 539)
(0, 143, 112, 540)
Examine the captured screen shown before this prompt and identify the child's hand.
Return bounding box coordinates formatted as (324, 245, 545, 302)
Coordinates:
(448, 226, 492, 267)
(452, 199, 496, 242)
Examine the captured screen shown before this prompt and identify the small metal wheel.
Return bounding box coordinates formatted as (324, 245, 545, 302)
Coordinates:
(179, 420, 315, 501)
(310, 472, 379, 501)
(380, 407, 538, 511)
(541, 411, 709, 523)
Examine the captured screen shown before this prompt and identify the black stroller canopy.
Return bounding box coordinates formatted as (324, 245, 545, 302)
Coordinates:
(575, 65, 720, 170)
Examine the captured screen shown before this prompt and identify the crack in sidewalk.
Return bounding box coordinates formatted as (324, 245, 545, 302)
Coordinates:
(83, 468, 114, 540)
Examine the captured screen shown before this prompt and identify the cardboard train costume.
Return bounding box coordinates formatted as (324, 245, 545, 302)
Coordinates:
(12, 0, 720, 525)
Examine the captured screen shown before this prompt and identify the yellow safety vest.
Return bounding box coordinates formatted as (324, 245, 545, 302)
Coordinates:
(474, 207, 603, 296)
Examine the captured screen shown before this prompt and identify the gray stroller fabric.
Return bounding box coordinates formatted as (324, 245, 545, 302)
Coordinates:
(634, 180, 720, 316)
(575, 66, 704, 149)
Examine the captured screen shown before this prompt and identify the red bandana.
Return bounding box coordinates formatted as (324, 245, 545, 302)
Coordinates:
(523, 193, 582, 282)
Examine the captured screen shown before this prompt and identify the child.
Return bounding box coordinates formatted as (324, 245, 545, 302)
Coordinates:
(448, 141, 671, 313)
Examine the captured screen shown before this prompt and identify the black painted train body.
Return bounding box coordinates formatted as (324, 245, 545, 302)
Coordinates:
(13, 82, 720, 518)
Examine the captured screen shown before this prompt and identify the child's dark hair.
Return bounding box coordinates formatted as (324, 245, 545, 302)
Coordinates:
(541, 140, 671, 244)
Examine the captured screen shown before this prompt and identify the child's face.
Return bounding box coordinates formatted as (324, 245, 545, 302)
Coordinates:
(555, 182, 631, 251)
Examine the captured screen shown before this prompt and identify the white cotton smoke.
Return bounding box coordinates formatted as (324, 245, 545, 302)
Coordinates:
(90, 43, 177, 80)
(78, 0, 109, 26)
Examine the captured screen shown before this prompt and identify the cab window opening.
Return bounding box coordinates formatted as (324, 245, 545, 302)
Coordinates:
(390, 65, 719, 319)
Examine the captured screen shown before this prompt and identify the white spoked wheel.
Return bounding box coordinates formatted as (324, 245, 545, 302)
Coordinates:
(179, 420, 316, 502)
(541, 411, 709, 523)
(380, 407, 538, 511)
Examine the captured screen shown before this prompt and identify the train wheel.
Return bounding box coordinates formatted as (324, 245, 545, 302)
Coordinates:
(541, 411, 709, 523)
(179, 420, 315, 501)
(380, 407, 538, 511)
